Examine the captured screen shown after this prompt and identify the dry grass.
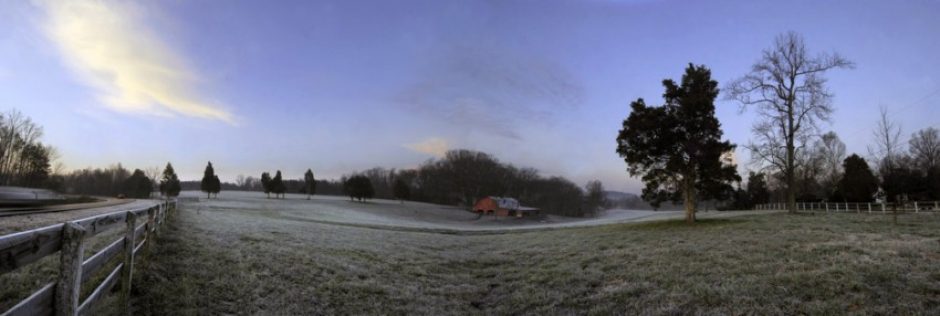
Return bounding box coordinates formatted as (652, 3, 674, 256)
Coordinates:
(127, 202, 940, 315)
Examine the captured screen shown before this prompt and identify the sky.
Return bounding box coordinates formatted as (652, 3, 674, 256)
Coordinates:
(0, 0, 938, 193)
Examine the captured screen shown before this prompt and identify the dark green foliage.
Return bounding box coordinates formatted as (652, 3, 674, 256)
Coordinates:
(345, 175, 374, 201)
(200, 161, 219, 199)
(839, 154, 878, 202)
(616, 64, 739, 221)
(261, 172, 272, 198)
(159, 163, 181, 197)
(304, 169, 316, 199)
(123, 169, 152, 199)
(880, 156, 927, 202)
(212, 175, 221, 197)
(17, 142, 51, 188)
(272, 171, 286, 198)
(746, 172, 770, 205)
(392, 178, 410, 202)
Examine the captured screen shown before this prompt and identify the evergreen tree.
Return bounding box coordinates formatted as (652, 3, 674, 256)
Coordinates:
(392, 178, 410, 203)
(123, 169, 152, 199)
(211, 175, 221, 197)
(261, 172, 272, 198)
(200, 161, 216, 199)
(746, 172, 770, 205)
(839, 154, 878, 202)
(616, 64, 740, 223)
(304, 169, 316, 200)
(159, 162, 181, 197)
(272, 170, 286, 198)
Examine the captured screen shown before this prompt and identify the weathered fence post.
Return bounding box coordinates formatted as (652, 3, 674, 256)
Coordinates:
(882, 203, 886, 214)
(146, 207, 156, 253)
(915, 202, 919, 213)
(856, 203, 860, 213)
(56, 222, 86, 316)
(868, 203, 872, 213)
(825, 203, 829, 212)
(121, 212, 137, 315)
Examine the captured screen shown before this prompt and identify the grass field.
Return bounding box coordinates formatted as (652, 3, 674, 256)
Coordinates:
(124, 196, 940, 315)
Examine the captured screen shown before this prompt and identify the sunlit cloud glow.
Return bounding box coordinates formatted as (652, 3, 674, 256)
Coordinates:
(405, 137, 450, 157)
(40, 1, 235, 123)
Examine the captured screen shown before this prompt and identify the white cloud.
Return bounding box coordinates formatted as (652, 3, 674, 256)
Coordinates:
(405, 137, 450, 157)
(40, 1, 235, 123)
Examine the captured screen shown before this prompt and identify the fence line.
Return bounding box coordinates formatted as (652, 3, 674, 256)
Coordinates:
(755, 201, 940, 213)
(0, 199, 177, 316)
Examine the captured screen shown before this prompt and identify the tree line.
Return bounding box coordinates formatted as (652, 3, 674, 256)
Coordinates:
(336, 150, 607, 217)
(191, 151, 607, 217)
(617, 31, 939, 222)
(0, 110, 55, 188)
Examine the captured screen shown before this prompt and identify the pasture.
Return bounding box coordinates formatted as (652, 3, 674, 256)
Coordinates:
(121, 192, 940, 315)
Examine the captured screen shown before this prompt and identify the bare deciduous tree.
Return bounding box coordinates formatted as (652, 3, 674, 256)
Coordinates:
(909, 127, 940, 171)
(144, 166, 162, 197)
(726, 31, 853, 213)
(815, 131, 846, 198)
(868, 105, 904, 170)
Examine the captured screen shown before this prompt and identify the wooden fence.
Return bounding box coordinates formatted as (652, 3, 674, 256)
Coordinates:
(0, 199, 177, 316)
(755, 201, 940, 213)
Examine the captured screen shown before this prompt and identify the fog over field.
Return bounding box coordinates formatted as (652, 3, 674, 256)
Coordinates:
(175, 191, 765, 232)
(1, 0, 938, 314)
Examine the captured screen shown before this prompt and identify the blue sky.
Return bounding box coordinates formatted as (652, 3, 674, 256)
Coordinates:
(1, 0, 938, 193)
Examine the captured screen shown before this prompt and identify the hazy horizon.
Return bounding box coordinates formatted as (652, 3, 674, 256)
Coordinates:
(2, 0, 938, 192)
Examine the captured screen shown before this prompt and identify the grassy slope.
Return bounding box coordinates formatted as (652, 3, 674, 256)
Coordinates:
(128, 204, 940, 315)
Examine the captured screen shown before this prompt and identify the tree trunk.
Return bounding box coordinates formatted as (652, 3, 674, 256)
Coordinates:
(786, 115, 797, 214)
(683, 178, 697, 223)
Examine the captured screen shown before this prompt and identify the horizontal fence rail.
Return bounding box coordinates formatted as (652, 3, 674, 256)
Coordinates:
(1, 199, 177, 316)
(755, 201, 940, 214)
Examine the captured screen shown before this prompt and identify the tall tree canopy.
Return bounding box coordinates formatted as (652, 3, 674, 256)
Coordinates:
(746, 172, 770, 206)
(0, 110, 56, 189)
(617, 63, 739, 223)
(838, 154, 878, 202)
(815, 132, 846, 199)
(392, 178, 410, 203)
(200, 161, 217, 199)
(726, 31, 853, 213)
(304, 169, 316, 199)
(583, 180, 606, 217)
(910, 127, 940, 171)
(159, 162, 181, 197)
(123, 169, 153, 199)
(261, 172, 272, 198)
(345, 175, 374, 202)
(272, 170, 286, 198)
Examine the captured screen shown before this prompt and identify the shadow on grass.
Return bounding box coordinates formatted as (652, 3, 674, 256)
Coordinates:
(629, 218, 744, 230)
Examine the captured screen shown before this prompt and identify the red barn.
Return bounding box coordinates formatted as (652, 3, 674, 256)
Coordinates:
(473, 197, 540, 217)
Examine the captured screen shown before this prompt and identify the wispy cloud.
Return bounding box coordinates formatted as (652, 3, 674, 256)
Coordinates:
(397, 44, 583, 140)
(40, 1, 235, 123)
(405, 137, 450, 157)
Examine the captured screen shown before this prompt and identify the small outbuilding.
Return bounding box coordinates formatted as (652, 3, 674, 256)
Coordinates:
(473, 196, 540, 217)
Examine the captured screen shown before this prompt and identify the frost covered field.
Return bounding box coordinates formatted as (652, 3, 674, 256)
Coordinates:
(121, 191, 940, 315)
(173, 190, 761, 232)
